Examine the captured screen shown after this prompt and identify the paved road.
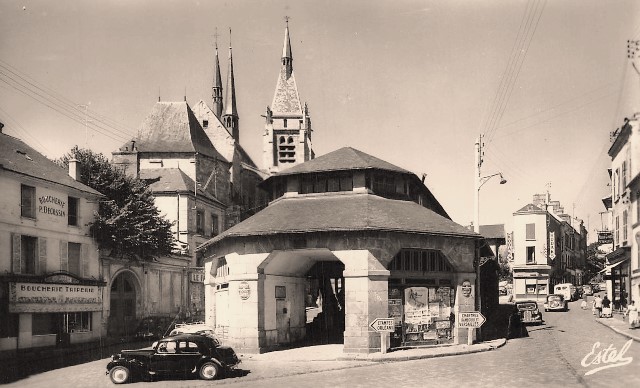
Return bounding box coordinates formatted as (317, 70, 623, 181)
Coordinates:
(8, 298, 640, 387)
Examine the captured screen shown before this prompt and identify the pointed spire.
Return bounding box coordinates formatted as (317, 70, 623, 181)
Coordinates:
(212, 29, 224, 118)
(222, 28, 239, 142)
(282, 17, 293, 78)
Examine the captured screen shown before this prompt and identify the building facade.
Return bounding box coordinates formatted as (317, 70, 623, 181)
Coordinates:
(198, 147, 482, 354)
(0, 129, 105, 351)
(511, 194, 587, 302)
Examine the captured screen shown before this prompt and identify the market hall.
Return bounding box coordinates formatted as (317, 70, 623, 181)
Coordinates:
(197, 147, 482, 354)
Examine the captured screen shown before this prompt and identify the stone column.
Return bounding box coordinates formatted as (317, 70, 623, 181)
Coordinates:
(454, 272, 477, 345)
(333, 250, 390, 354)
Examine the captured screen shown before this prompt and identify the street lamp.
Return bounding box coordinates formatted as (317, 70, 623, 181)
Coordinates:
(474, 172, 507, 233)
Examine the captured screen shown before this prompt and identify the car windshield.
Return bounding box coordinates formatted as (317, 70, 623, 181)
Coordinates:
(548, 295, 562, 301)
(517, 302, 537, 310)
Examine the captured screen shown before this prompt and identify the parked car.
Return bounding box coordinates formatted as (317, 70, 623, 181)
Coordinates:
(582, 285, 593, 296)
(554, 283, 577, 301)
(544, 294, 568, 312)
(134, 316, 176, 340)
(514, 300, 543, 325)
(106, 333, 240, 384)
(168, 322, 215, 337)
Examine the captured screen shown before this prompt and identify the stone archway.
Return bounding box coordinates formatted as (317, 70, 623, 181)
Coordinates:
(108, 271, 140, 337)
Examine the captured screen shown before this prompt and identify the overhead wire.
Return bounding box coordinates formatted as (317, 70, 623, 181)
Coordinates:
(0, 105, 52, 155)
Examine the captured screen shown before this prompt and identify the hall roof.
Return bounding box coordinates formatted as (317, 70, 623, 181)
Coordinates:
(121, 102, 225, 161)
(266, 146, 412, 177)
(479, 224, 505, 239)
(0, 132, 102, 196)
(139, 168, 224, 205)
(199, 193, 477, 249)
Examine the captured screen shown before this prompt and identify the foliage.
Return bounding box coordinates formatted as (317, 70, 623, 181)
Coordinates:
(583, 241, 606, 283)
(56, 146, 174, 260)
(497, 246, 513, 282)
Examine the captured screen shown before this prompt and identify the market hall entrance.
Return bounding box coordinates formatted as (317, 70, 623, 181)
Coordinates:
(108, 272, 137, 338)
(305, 261, 345, 344)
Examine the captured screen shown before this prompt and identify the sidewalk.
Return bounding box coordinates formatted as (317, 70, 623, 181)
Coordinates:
(240, 338, 506, 363)
(595, 311, 640, 342)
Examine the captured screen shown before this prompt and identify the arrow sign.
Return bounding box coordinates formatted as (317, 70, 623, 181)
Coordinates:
(370, 318, 395, 332)
(458, 311, 486, 328)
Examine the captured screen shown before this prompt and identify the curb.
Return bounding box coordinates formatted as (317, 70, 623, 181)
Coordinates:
(595, 319, 640, 342)
(336, 338, 507, 362)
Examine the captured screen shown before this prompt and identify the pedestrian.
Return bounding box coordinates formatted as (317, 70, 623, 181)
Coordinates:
(602, 295, 611, 308)
(580, 299, 587, 310)
(626, 300, 638, 329)
(594, 294, 603, 318)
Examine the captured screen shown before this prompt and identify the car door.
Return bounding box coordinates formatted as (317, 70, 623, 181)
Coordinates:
(151, 340, 182, 373)
(178, 340, 203, 374)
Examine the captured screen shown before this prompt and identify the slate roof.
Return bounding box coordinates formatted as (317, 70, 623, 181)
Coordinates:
(123, 102, 225, 161)
(139, 168, 223, 205)
(268, 147, 412, 177)
(271, 68, 302, 115)
(201, 193, 478, 248)
(479, 224, 505, 239)
(0, 132, 102, 196)
(514, 203, 545, 214)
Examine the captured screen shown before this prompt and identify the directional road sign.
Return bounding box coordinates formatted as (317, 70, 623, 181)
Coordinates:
(458, 311, 486, 328)
(369, 318, 395, 332)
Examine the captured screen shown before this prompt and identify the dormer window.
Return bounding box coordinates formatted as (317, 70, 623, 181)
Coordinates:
(203, 120, 209, 128)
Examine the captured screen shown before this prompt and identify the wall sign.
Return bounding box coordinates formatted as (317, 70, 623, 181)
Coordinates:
(190, 272, 205, 283)
(238, 281, 250, 300)
(38, 194, 66, 217)
(275, 286, 286, 299)
(9, 282, 102, 313)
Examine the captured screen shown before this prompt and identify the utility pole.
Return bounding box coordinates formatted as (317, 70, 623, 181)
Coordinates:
(473, 134, 483, 233)
(77, 103, 92, 147)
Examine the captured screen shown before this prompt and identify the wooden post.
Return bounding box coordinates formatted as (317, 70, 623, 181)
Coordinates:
(467, 328, 473, 345)
(381, 332, 388, 354)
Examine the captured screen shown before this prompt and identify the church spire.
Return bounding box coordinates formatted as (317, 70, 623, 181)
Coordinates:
(222, 28, 239, 142)
(282, 18, 293, 78)
(212, 31, 223, 118)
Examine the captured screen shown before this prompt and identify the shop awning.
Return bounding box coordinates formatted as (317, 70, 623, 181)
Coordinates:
(599, 258, 629, 273)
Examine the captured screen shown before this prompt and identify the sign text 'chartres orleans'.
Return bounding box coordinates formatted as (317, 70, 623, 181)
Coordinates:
(370, 318, 395, 332)
(457, 311, 486, 328)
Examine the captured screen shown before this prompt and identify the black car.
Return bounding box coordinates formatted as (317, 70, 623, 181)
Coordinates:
(106, 333, 240, 384)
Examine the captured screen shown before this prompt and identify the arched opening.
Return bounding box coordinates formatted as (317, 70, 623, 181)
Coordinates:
(304, 260, 345, 345)
(108, 271, 138, 338)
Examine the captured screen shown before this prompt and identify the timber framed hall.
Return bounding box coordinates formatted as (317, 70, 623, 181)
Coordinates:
(197, 147, 483, 354)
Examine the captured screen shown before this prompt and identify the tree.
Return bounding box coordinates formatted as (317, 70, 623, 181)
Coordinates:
(57, 146, 174, 260)
(497, 246, 513, 282)
(584, 242, 606, 283)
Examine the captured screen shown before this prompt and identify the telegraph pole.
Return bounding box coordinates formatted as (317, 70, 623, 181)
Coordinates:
(473, 134, 484, 233)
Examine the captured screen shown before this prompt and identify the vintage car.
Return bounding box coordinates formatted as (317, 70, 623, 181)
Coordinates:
(168, 322, 215, 337)
(106, 333, 240, 384)
(515, 300, 543, 325)
(544, 294, 568, 312)
(582, 284, 593, 296)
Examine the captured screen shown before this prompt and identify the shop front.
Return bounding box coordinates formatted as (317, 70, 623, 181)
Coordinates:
(4, 273, 105, 350)
(512, 266, 550, 302)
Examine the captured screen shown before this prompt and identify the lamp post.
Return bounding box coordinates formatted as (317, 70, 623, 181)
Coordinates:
(474, 136, 507, 233)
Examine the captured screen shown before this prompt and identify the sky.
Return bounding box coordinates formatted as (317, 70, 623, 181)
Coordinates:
(1, 0, 639, 242)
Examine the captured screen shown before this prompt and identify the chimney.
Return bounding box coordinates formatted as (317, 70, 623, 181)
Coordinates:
(69, 158, 81, 181)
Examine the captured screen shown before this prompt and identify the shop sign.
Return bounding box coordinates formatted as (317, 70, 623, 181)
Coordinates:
(514, 272, 539, 278)
(9, 282, 102, 313)
(38, 193, 66, 217)
(549, 232, 556, 260)
(190, 272, 205, 283)
(598, 231, 613, 245)
(506, 232, 514, 261)
(238, 281, 250, 300)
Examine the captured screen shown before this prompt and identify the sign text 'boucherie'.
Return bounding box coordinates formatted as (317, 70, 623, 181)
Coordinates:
(9, 282, 103, 313)
(457, 311, 486, 328)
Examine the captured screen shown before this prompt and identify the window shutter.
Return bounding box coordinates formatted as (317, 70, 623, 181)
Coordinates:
(60, 240, 68, 271)
(82, 244, 89, 277)
(39, 237, 47, 274)
(12, 233, 21, 273)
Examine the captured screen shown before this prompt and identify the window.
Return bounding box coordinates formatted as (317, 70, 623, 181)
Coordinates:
(32, 313, 57, 335)
(68, 242, 81, 276)
(66, 312, 92, 332)
(622, 161, 627, 189)
(283, 119, 287, 128)
(211, 214, 219, 237)
(623, 210, 628, 244)
(203, 120, 209, 128)
(21, 184, 36, 218)
(526, 246, 536, 264)
(615, 216, 620, 247)
(178, 341, 200, 353)
(196, 210, 204, 235)
(68, 197, 79, 226)
(525, 223, 535, 240)
(21, 235, 37, 274)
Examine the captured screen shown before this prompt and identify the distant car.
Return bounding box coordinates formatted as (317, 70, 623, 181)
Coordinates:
(544, 294, 568, 312)
(168, 322, 216, 337)
(515, 300, 543, 325)
(106, 333, 240, 384)
(582, 285, 593, 296)
(591, 283, 600, 293)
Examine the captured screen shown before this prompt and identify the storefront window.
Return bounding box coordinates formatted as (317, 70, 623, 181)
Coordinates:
(33, 313, 57, 335)
(66, 312, 92, 333)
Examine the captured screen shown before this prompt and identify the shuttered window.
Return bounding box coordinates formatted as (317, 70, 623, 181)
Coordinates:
(21, 184, 36, 218)
(526, 223, 536, 240)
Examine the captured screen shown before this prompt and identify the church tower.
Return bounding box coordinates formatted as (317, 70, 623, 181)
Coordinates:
(222, 30, 239, 143)
(212, 39, 223, 118)
(263, 20, 314, 174)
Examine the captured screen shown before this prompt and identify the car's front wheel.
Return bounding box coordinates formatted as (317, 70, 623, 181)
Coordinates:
(109, 366, 130, 384)
(199, 361, 220, 380)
